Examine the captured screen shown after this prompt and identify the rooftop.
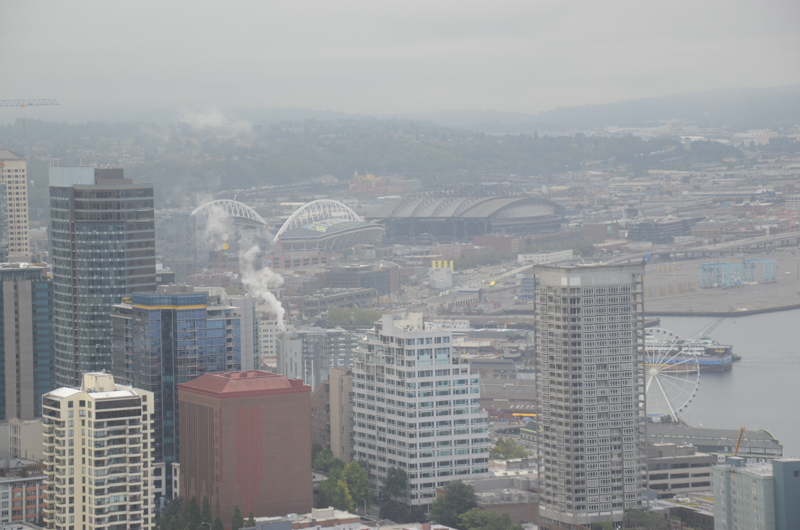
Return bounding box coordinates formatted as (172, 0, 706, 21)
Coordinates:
(178, 370, 309, 398)
(0, 149, 25, 161)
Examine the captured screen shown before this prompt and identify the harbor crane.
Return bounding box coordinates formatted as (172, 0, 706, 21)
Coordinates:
(0, 99, 59, 107)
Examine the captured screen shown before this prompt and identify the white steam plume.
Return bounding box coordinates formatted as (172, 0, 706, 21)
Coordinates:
(239, 241, 286, 332)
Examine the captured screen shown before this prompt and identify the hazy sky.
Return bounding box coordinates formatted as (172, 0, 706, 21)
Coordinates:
(2, 0, 799, 122)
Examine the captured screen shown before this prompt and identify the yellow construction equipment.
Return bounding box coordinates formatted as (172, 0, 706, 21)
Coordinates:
(733, 426, 745, 456)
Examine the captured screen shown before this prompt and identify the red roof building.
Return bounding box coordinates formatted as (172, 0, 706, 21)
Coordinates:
(178, 371, 312, 524)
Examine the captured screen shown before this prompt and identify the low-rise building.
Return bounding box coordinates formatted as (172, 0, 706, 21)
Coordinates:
(647, 444, 715, 499)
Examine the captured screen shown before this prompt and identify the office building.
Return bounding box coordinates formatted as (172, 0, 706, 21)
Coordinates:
(713, 457, 800, 530)
(257, 311, 286, 369)
(228, 297, 258, 370)
(277, 328, 356, 391)
(647, 444, 715, 499)
(352, 313, 490, 505)
(111, 285, 242, 495)
(0, 150, 30, 257)
(49, 167, 155, 388)
(178, 371, 312, 521)
(0, 457, 47, 525)
(42, 373, 155, 530)
(0, 264, 52, 420)
(329, 367, 354, 463)
(0, 183, 8, 262)
(154, 210, 196, 282)
(533, 263, 648, 528)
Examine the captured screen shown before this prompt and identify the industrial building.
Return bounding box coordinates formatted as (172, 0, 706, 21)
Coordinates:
(367, 184, 564, 242)
(178, 371, 312, 521)
(111, 284, 243, 496)
(647, 424, 784, 460)
(533, 263, 649, 528)
(42, 373, 156, 530)
(49, 167, 156, 387)
(0, 264, 52, 420)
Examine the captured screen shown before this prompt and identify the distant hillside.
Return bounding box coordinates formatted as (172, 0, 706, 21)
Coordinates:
(401, 86, 800, 134)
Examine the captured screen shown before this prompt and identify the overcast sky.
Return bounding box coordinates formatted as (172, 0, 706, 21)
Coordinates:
(2, 0, 799, 122)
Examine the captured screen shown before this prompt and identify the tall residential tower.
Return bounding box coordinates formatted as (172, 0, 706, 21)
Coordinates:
(42, 372, 155, 530)
(533, 263, 648, 529)
(49, 167, 155, 387)
(0, 149, 30, 257)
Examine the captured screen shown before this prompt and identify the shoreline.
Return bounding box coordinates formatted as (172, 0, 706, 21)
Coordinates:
(646, 303, 800, 318)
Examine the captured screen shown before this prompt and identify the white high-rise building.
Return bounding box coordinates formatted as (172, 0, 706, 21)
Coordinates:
(0, 149, 30, 257)
(42, 373, 155, 530)
(352, 313, 489, 505)
(533, 264, 649, 529)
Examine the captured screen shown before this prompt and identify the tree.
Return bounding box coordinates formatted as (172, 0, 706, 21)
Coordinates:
(201, 496, 211, 524)
(379, 500, 428, 524)
(313, 448, 345, 475)
(428, 481, 477, 529)
(489, 438, 529, 460)
(231, 505, 244, 530)
(186, 496, 201, 530)
(246, 512, 256, 528)
(312, 443, 324, 462)
(623, 509, 669, 530)
(316, 478, 354, 512)
(381, 467, 408, 502)
(343, 461, 371, 511)
(460, 509, 523, 530)
(212, 516, 223, 530)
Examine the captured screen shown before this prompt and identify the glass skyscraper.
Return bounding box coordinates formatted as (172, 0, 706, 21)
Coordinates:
(49, 167, 155, 387)
(111, 285, 242, 497)
(0, 263, 52, 419)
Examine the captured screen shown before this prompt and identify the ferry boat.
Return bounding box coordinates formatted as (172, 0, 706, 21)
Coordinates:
(645, 333, 734, 372)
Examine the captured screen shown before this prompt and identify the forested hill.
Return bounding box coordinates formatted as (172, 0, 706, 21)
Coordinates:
(404, 86, 800, 134)
(0, 118, 742, 211)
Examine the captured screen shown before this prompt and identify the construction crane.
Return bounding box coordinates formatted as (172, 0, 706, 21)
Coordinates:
(0, 99, 58, 107)
(733, 426, 746, 456)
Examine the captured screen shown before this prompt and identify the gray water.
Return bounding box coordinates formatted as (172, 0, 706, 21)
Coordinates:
(658, 312, 800, 457)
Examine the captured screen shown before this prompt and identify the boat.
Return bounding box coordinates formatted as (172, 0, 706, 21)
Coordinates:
(645, 333, 734, 372)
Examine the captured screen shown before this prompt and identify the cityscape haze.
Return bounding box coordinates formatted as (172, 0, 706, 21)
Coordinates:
(0, 2, 799, 530)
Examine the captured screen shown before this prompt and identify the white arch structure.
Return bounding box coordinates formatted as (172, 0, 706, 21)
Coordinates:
(274, 199, 362, 240)
(191, 199, 267, 226)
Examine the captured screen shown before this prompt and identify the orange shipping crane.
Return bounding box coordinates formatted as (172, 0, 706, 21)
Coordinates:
(733, 426, 745, 456)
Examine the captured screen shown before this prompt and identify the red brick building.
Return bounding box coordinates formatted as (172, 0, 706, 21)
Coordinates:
(178, 371, 312, 523)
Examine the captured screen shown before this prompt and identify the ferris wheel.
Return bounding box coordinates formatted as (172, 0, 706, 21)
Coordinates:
(644, 328, 701, 421)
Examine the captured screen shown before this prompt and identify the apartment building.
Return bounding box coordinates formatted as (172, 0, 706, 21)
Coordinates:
(42, 373, 155, 530)
(533, 263, 649, 529)
(352, 313, 489, 506)
(0, 150, 30, 257)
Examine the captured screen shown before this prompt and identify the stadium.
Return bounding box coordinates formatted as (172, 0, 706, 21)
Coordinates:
(273, 199, 385, 251)
(366, 184, 564, 242)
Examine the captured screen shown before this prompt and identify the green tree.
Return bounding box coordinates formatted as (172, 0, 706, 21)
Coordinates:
(186, 497, 201, 530)
(379, 500, 428, 524)
(623, 509, 669, 530)
(316, 479, 354, 512)
(231, 505, 244, 530)
(459, 509, 523, 530)
(592, 523, 613, 530)
(201, 496, 211, 524)
(246, 512, 256, 528)
(313, 448, 346, 474)
(429, 481, 477, 529)
(489, 438, 529, 460)
(212, 516, 223, 530)
(381, 467, 408, 502)
(343, 461, 371, 511)
(312, 442, 324, 462)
